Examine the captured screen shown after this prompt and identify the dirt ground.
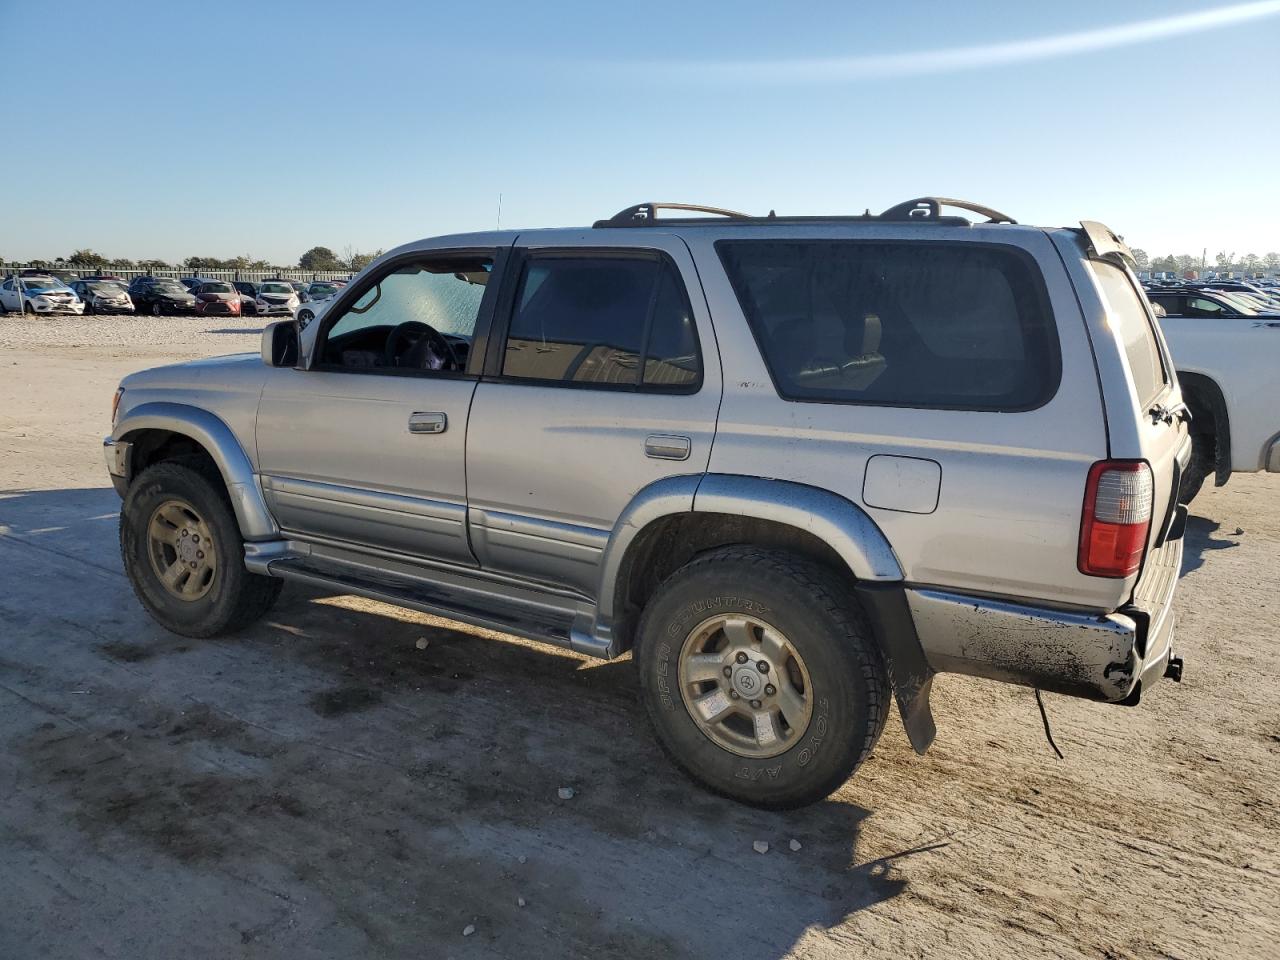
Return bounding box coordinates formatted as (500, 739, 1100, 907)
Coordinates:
(1, 315, 1277, 960)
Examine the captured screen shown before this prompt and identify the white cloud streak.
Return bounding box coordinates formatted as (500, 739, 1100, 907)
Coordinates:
(635, 1, 1280, 83)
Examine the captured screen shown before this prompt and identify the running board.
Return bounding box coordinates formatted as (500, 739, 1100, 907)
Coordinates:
(267, 554, 609, 658)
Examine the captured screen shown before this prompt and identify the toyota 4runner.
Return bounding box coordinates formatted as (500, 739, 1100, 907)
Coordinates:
(105, 197, 1190, 809)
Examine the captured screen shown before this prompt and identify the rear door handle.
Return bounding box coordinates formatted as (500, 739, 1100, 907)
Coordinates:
(408, 411, 447, 435)
(644, 434, 691, 461)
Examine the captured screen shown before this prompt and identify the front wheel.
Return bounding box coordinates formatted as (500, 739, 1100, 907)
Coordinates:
(120, 462, 283, 637)
(151, 302, 163, 316)
(635, 547, 890, 809)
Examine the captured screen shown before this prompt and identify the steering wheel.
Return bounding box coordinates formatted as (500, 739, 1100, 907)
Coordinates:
(383, 320, 461, 370)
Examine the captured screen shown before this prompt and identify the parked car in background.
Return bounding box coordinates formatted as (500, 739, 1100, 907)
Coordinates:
(20, 268, 80, 285)
(192, 281, 242, 316)
(70, 278, 135, 314)
(295, 280, 347, 328)
(126, 276, 198, 315)
(1, 275, 84, 314)
(253, 280, 300, 316)
(1148, 291, 1280, 501)
(287, 280, 309, 300)
(1147, 287, 1278, 321)
(233, 281, 259, 315)
(179, 277, 206, 292)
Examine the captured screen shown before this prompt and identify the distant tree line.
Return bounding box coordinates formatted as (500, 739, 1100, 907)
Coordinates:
(1130, 248, 1280, 275)
(2, 245, 384, 273)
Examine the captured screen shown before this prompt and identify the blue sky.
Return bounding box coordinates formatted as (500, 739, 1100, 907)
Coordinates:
(4, 0, 1278, 265)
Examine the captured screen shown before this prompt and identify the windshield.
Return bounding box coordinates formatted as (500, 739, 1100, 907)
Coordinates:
(22, 278, 64, 291)
(153, 280, 188, 294)
(309, 283, 340, 298)
(200, 282, 233, 294)
(88, 282, 126, 295)
(259, 282, 293, 295)
(1216, 292, 1262, 314)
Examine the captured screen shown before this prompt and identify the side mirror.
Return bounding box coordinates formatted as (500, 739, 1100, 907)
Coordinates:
(261, 319, 300, 367)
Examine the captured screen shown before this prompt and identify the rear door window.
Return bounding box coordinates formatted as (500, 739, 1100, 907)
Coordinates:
(717, 240, 1059, 410)
(1088, 260, 1169, 407)
(501, 256, 701, 391)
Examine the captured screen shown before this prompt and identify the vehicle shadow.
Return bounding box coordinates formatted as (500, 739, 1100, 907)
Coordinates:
(207, 326, 263, 335)
(1180, 515, 1239, 575)
(0, 486, 923, 959)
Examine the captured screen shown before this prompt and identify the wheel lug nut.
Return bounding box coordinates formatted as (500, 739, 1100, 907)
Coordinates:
(196, 551, 204, 559)
(765, 684, 776, 696)
(181, 529, 189, 537)
(723, 666, 732, 678)
(750, 699, 762, 709)
(735, 652, 748, 664)
(192, 535, 199, 543)
(757, 661, 769, 673)
(190, 562, 197, 569)
(729, 690, 740, 699)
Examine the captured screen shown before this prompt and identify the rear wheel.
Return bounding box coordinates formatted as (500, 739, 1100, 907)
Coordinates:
(297, 309, 314, 328)
(1179, 397, 1215, 504)
(635, 547, 890, 809)
(120, 462, 282, 637)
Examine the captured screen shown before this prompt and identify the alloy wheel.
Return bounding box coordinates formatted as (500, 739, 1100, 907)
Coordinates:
(145, 499, 218, 601)
(678, 613, 814, 758)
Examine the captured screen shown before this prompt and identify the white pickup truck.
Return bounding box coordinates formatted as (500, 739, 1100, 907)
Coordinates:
(1149, 288, 1280, 500)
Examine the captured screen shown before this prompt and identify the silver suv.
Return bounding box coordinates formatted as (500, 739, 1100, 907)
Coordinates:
(105, 198, 1190, 808)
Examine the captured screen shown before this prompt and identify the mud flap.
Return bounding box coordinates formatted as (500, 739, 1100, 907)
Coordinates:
(854, 582, 937, 754)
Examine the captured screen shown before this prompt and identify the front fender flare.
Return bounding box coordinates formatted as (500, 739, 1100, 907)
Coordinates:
(115, 401, 278, 540)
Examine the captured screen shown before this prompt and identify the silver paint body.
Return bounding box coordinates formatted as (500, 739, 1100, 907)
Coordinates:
(107, 219, 1188, 708)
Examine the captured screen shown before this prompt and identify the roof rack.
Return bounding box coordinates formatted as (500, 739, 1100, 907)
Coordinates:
(592, 202, 752, 228)
(593, 196, 1017, 228)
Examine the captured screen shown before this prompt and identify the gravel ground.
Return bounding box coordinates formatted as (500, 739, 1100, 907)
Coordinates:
(0, 312, 264, 357)
(1, 315, 1278, 959)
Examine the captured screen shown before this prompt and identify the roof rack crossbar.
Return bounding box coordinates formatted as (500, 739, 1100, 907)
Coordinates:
(879, 197, 1017, 224)
(594, 202, 752, 228)
(592, 197, 1017, 228)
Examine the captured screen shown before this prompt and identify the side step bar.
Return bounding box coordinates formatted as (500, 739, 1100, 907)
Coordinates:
(268, 555, 609, 658)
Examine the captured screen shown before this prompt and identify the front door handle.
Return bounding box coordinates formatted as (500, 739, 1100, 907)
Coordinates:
(408, 411, 448, 435)
(644, 434, 691, 461)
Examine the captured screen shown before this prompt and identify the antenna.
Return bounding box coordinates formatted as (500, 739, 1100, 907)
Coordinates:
(496, 193, 503, 230)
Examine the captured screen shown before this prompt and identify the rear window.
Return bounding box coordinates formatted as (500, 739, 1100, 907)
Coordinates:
(1088, 261, 1168, 407)
(717, 240, 1059, 410)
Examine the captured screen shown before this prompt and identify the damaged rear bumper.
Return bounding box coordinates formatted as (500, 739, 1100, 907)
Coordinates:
(906, 531, 1182, 704)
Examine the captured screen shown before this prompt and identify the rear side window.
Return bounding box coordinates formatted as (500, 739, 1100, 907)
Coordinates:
(1089, 261, 1168, 406)
(718, 240, 1059, 410)
(502, 256, 701, 391)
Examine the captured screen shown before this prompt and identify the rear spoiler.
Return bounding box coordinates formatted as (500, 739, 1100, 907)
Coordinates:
(1078, 220, 1136, 269)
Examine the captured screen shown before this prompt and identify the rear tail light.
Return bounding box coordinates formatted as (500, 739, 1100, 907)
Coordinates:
(1078, 460, 1153, 578)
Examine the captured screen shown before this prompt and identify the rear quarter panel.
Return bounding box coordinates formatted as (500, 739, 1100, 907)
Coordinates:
(686, 225, 1119, 611)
